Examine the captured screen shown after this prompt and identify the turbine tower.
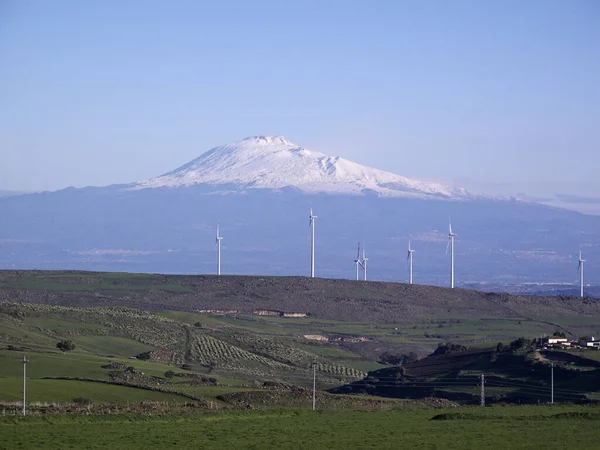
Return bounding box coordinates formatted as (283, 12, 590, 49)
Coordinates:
(215, 224, 223, 275)
(309, 209, 317, 278)
(354, 242, 363, 281)
(447, 219, 457, 289)
(407, 240, 415, 285)
(579, 250, 585, 298)
(362, 246, 369, 281)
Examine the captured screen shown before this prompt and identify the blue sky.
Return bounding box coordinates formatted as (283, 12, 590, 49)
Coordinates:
(1, 1, 598, 205)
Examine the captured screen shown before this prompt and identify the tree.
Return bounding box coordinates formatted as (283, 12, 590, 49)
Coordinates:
(508, 337, 527, 351)
(56, 340, 76, 352)
(432, 342, 468, 355)
(496, 342, 505, 353)
(378, 351, 420, 366)
(552, 331, 567, 338)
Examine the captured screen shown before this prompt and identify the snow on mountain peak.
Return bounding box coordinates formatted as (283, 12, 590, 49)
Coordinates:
(133, 136, 478, 199)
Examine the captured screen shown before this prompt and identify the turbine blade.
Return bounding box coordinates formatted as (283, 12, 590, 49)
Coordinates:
(446, 238, 451, 256)
(449, 218, 452, 235)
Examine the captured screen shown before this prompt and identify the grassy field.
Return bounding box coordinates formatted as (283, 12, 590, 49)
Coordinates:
(0, 350, 177, 379)
(1, 406, 599, 449)
(0, 378, 190, 404)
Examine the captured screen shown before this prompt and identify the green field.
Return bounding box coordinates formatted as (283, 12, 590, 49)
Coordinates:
(0, 378, 190, 404)
(1, 406, 599, 449)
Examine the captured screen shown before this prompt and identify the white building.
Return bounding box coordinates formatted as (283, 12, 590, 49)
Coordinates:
(579, 337, 600, 348)
(545, 337, 569, 345)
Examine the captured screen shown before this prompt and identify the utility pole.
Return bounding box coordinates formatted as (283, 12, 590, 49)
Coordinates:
(22, 355, 28, 416)
(551, 364, 554, 404)
(480, 374, 485, 407)
(312, 359, 316, 411)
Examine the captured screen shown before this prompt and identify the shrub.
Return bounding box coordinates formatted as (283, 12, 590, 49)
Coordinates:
(378, 351, 419, 365)
(72, 397, 92, 405)
(136, 351, 151, 360)
(508, 337, 528, 351)
(56, 340, 76, 352)
(432, 342, 468, 355)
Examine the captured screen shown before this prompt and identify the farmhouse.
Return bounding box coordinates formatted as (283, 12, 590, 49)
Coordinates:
(253, 310, 308, 318)
(253, 309, 281, 316)
(282, 312, 308, 318)
(544, 337, 570, 346)
(196, 309, 239, 315)
(303, 334, 328, 342)
(579, 337, 600, 349)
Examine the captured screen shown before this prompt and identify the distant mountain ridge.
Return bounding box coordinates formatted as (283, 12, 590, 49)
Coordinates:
(133, 136, 482, 200)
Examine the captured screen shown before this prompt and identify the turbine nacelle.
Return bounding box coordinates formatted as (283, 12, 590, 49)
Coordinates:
(407, 239, 415, 260)
(215, 224, 223, 244)
(309, 208, 317, 226)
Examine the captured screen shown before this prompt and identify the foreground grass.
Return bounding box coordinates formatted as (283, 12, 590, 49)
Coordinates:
(1, 406, 599, 449)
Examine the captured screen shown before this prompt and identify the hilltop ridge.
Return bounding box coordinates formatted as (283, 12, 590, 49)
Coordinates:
(1, 271, 598, 326)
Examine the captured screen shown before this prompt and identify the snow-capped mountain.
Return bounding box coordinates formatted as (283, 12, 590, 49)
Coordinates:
(1, 135, 599, 287)
(134, 136, 475, 199)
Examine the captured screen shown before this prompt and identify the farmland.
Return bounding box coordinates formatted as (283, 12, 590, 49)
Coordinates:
(1, 270, 600, 410)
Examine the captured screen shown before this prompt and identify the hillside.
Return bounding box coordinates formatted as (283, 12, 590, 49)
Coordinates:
(1, 270, 600, 406)
(1, 271, 599, 324)
(333, 345, 600, 405)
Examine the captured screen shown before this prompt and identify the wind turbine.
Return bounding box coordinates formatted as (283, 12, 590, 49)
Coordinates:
(407, 240, 415, 285)
(354, 242, 363, 281)
(446, 219, 457, 289)
(362, 245, 369, 281)
(579, 250, 585, 298)
(215, 224, 223, 275)
(309, 208, 317, 278)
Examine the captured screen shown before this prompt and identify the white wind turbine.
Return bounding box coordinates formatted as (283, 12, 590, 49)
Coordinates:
(407, 240, 415, 285)
(362, 245, 369, 281)
(579, 250, 585, 298)
(309, 208, 317, 278)
(354, 242, 363, 281)
(215, 224, 223, 276)
(446, 219, 457, 289)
